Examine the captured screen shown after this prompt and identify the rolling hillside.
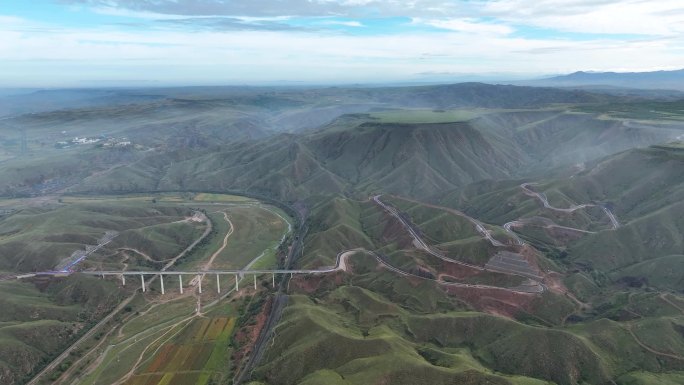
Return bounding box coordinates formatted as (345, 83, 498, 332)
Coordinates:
(67, 108, 683, 203)
(532, 69, 684, 91)
(248, 141, 684, 385)
(2, 84, 684, 385)
(2, 83, 677, 199)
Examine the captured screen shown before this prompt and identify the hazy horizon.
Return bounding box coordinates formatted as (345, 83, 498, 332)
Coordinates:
(2, 0, 684, 87)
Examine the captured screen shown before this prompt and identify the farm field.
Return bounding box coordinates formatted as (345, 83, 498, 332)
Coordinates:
(73, 294, 239, 385)
(0, 192, 292, 385)
(3, 75, 684, 385)
(126, 316, 237, 385)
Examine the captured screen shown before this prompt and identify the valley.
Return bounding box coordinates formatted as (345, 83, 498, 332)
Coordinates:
(0, 192, 291, 385)
(5, 1, 684, 384)
(0, 84, 683, 385)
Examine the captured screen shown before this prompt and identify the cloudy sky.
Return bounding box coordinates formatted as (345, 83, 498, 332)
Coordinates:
(1, 0, 683, 87)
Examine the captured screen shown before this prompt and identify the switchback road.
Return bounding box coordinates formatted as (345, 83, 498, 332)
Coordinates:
(521, 183, 620, 229)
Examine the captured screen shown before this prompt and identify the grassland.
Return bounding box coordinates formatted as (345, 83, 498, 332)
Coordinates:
(369, 108, 489, 123)
(574, 100, 684, 120)
(0, 197, 205, 272)
(254, 258, 684, 385)
(0, 196, 208, 384)
(383, 195, 496, 265)
(0, 276, 125, 385)
(3, 87, 684, 385)
(192, 193, 254, 202)
(0, 192, 292, 385)
(172, 204, 290, 271)
(205, 206, 289, 269)
(75, 296, 239, 385)
(25, 103, 669, 209)
(250, 143, 684, 384)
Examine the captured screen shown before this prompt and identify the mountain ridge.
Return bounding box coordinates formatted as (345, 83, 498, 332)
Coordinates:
(530, 68, 684, 91)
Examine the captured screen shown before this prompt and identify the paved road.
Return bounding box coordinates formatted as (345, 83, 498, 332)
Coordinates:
(388, 195, 506, 247)
(506, 218, 596, 236)
(521, 183, 594, 213)
(372, 196, 544, 293)
(521, 183, 620, 229)
(31, 246, 543, 295)
(373, 195, 484, 270)
(36, 251, 356, 279)
(57, 230, 119, 272)
(502, 221, 526, 245)
(27, 196, 553, 385)
(601, 206, 621, 229)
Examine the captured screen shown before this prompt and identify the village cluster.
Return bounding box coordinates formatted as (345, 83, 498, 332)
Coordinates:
(55, 136, 134, 149)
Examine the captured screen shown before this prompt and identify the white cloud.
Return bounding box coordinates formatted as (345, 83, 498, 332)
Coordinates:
(63, 0, 462, 18)
(414, 18, 514, 35)
(1, 1, 684, 86)
(320, 20, 364, 27)
(92, 6, 295, 23)
(0, 15, 30, 25)
(484, 0, 684, 36)
(91, 6, 187, 20)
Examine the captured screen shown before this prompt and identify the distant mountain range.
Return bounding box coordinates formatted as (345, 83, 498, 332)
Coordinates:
(527, 68, 684, 91)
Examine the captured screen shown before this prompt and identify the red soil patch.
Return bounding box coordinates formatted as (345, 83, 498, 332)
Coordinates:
(145, 344, 175, 373)
(439, 259, 486, 280)
(231, 296, 273, 366)
(546, 227, 585, 244)
(142, 374, 163, 385)
(380, 212, 416, 249)
(290, 272, 345, 293)
(517, 245, 544, 275)
(444, 285, 538, 319)
(543, 271, 587, 310)
(203, 317, 229, 340)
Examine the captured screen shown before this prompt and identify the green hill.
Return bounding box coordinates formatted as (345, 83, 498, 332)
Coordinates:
(67, 108, 682, 204)
(254, 269, 684, 385)
(0, 276, 124, 385)
(2, 85, 684, 385)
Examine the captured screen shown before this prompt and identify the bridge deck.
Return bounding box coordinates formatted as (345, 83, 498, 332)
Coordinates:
(36, 269, 333, 276)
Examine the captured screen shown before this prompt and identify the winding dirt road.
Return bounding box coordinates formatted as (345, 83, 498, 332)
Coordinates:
(386, 195, 505, 247)
(190, 211, 235, 289)
(372, 196, 544, 293)
(27, 211, 212, 385)
(625, 324, 684, 361)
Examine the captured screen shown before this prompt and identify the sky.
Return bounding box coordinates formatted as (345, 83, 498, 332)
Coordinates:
(1, 0, 683, 87)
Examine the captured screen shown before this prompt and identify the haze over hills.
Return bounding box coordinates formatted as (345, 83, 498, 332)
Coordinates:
(5, 0, 684, 384)
(1, 81, 684, 385)
(1, 83, 680, 200)
(526, 68, 684, 91)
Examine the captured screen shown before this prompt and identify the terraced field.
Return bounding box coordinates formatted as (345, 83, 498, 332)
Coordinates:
(5, 192, 293, 385)
(125, 317, 236, 385)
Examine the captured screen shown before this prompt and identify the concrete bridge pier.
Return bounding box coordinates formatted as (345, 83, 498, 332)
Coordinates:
(141, 274, 146, 292)
(216, 274, 221, 293)
(179, 275, 183, 294)
(160, 274, 165, 295)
